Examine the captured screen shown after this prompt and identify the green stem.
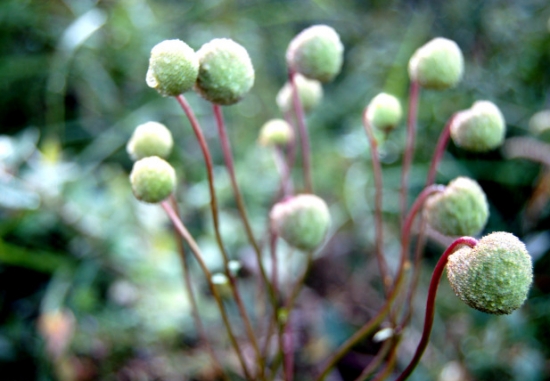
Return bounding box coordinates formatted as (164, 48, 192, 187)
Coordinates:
(394, 236, 478, 381)
(161, 200, 253, 381)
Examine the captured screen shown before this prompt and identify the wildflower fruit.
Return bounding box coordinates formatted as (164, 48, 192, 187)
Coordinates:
(446, 232, 533, 315)
(270, 194, 330, 251)
(408, 37, 464, 90)
(286, 25, 344, 83)
(366, 92, 402, 132)
(195, 38, 255, 105)
(425, 177, 489, 236)
(276, 73, 323, 114)
(127, 122, 173, 161)
(259, 119, 294, 146)
(146, 39, 199, 97)
(130, 156, 176, 203)
(450, 101, 506, 152)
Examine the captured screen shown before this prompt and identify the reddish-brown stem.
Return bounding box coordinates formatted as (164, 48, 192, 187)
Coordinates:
(175, 96, 265, 380)
(371, 342, 399, 381)
(283, 319, 294, 381)
(394, 236, 478, 381)
(289, 70, 313, 193)
(212, 104, 278, 309)
(426, 114, 456, 186)
(284, 109, 298, 190)
(352, 337, 394, 381)
(274, 145, 293, 198)
(362, 107, 391, 293)
(315, 184, 442, 381)
(161, 200, 254, 381)
(400, 81, 420, 225)
(168, 196, 229, 381)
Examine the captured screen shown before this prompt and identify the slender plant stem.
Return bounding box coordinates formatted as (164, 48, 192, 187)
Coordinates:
(315, 184, 443, 381)
(289, 70, 313, 193)
(168, 195, 229, 381)
(352, 337, 394, 381)
(426, 114, 456, 186)
(284, 109, 298, 191)
(161, 200, 254, 381)
(212, 104, 278, 311)
(274, 145, 293, 198)
(175, 96, 265, 380)
(283, 318, 294, 381)
(394, 236, 478, 381)
(362, 107, 391, 293)
(371, 343, 398, 381)
(400, 81, 420, 225)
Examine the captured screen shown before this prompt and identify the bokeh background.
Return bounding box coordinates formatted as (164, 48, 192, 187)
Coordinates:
(1, 0, 550, 380)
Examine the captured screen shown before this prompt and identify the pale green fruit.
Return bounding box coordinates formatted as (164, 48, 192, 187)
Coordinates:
(447, 232, 533, 315)
(130, 156, 176, 203)
(425, 177, 489, 237)
(276, 74, 323, 114)
(195, 38, 255, 105)
(259, 119, 294, 146)
(408, 37, 464, 90)
(286, 25, 344, 83)
(146, 39, 199, 97)
(126, 122, 173, 161)
(366, 93, 402, 132)
(450, 101, 506, 152)
(270, 194, 331, 251)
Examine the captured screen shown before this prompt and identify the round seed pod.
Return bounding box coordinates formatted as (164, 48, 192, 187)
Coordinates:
(446, 232, 533, 315)
(286, 25, 344, 83)
(425, 177, 489, 237)
(130, 156, 176, 203)
(195, 38, 255, 105)
(270, 194, 330, 251)
(146, 39, 199, 97)
(276, 74, 323, 114)
(126, 122, 173, 161)
(366, 93, 403, 133)
(259, 119, 294, 146)
(450, 101, 506, 152)
(408, 37, 464, 90)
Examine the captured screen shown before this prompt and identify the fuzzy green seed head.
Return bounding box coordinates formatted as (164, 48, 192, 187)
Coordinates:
(259, 119, 294, 146)
(529, 110, 550, 136)
(286, 25, 344, 83)
(408, 37, 464, 90)
(366, 93, 403, 132)
(130, 156, 176, 203)
(195, 38, 255, 105)
(451, 101, 506, 152)
(425, 177, 489, 237)
(446, 232, 533, 315)
(276, 74, 323, 114)
(270, 194, 330, 251)
(146, 39, 199, 97)
(126, 122, 173, 161)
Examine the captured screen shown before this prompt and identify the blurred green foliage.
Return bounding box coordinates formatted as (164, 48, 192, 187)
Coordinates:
(1, 0, 550, 380)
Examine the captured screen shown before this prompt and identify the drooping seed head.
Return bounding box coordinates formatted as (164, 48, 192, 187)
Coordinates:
(366, 92, 403, 133)
(450, 101, 506, 152)
(276, 73, 323, 114)
(259, 119, 294, 146)
(270, 194, 331, 251)
(286, 25, 344, 83)
(446, 232, 533, 315)
(529, 110, 550, 136)
(408, 37, 464, 90)
(195, 38, 255, 105)
(425, 177, 489, 237)
(130, 156, 176, 203)
(126, 122, 173, 161)
(146, 39, 199, 97)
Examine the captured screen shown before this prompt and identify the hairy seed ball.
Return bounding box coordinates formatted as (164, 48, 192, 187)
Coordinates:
(450, 101, 506, 152)
(270, 194, 330, 251)
(146, 39, 199, 97)
(276, 74, 323, 114)
(425, 177, 489, 237)
(130, 156, 176, 203)
(446, 232, 533, 315)
(259, 119, 294, 146)
(286, 25, 344, 83)
(195, 38, 255, 105)
(366, 93, 403, 133)
(126, 122, 173, 161)
(408, 37, 464, 90)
